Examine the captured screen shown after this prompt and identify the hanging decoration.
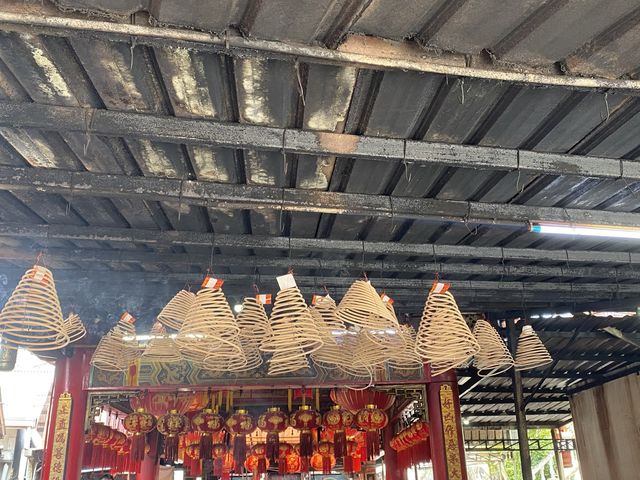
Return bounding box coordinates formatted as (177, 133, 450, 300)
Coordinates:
(472, 319, 515, 376)
(130, 391, 208, 417)
(336, 279, 398, 329)
(355, 404, 388, 460)
(225, 408, 257, 471)
(322, 405, 353, 458)
(191, 407, 224, 460)
(415, 282, 479, 375)
(390, 420, 431, 470)
(91, 312, 140, 372)
(122, 408, 156, 463)
(142, 322, 182, 363)
(156, 409, 190, 462)
(277, 443, 294, 474)
(260, 274, 323, 375)
(212, 443, 229, 477)
(309, 295, 347, 370)
(316, 441, 335, 474)
(157, 289, 196, 331)
(284, 449, 301, 474)
(257, 407, 289, 462)
(236, 296, 270, 371)
(310, 451, 335, 472)
(289, 405, 322, 458)
(515, 325, 553, 370)
(344, 440, 362, 474)
(62, 312, 86, 344)
(250, 443, 269, 477)
(330, 388, 396, 414)
(0, 264, 69, 351)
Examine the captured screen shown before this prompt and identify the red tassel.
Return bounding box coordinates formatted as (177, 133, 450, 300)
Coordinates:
(214, 458, 223, 477)
(299, 430, 313, 457)
(200, 434, 212, 460)
(278, 456, 286, 475)
(300, 456, 309, 473)
(164, 436, 179, 463)
(257, 457, 267, 475)
(91, 443, 102, 468)
(130, 435, 146, 463)
(322, 456, 331, 474)
(344, 456, 353, 474)
(233, 435, 247, 473)
(334, 430, 346, 458)
(83, 442, 93, 468)
(191, 460, 202, 477)
(366, 430, 380, 460)
(266, 432, 279, 463)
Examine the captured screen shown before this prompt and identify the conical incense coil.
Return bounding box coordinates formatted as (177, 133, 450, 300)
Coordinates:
(310, 296, 347, 370)
(236, 297, 269, 342)
(472, 319, 514, 376)
(203, 337, 247, 372)
(233, 340, 263, 372)
(415, 285, 479, 376)
(142, 322, 182, 363)
(91, 314, 140, 372)
(515, 325, 552, 371)
(267, 346, 311, 376)
(176, 288, 242, 363)
(336, 280, 397, 329)
(334, 332, 374, 381)
(386, 325, 422, 371)
(0, 265, 69, 351)
(62, 313, 86, 344)
(157, 290, 196, 331)
(260, 286, 322, 356)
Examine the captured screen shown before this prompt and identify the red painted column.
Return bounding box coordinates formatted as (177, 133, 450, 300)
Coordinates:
(425, 365, 468, 480)
(139, 430, 160, 480)
(384, 423, 405, 480)
(41, 347, 92, 480)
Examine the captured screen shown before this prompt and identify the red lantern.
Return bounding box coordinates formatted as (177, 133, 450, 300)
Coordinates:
(250, 443, 269, 476)
(311, 452, 335, 472)
(277, 443, 293, 474)
(316, 441, 334, 474)
(285, 451, 301, 473)
(344, 440, 361, 473)
(192, 407, 224, 460)
(212, 443, 229, 477)
(225, 409, 257, 471)
(330, 388, 395, 414)
(123, 409, 157, 463)
(157, 409, 190, 462)
(289, 405, 321, 458)
(245, 454, 270, 480)
(322, 405, 353, 458)
(355, 404, 388, 460)
(258, 407, 289, 463)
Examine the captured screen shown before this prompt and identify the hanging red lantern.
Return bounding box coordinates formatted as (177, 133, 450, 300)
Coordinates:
(191, 407, 224, 460)
(108, 432, 127, 472)
(330, 388, 395, 414)
(322, 405, 353, 458)
(344, 440, 361, 473)
(285, 451, 301, 474)
(310, 452, 335, 472)
(289, 405, 321, 458)
(316, 441, 335, 474)
(277, 443, 293, 474)
(212, 443, 229, 477)
(355, 404, 388, 460)
(245, 453, 270, 480)
(250, 443, 269, 476)
(258, 407, 289, 463)
(225, 409, 257, 471)
(123, 409, 156, 463)
(157, 409, 190, 462)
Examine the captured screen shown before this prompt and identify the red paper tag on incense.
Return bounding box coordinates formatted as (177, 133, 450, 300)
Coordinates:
(201, 276, 224, 289)
(311, 294, 322, 305)
(29, 265, 49, 284)
(380, 293, 394, 305)
(430, 282, 450, 294)
(120, 312, 135, 324)
(256, 293, 272, 305)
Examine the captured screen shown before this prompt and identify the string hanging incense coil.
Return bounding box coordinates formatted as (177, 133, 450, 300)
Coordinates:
(310, 296, 347, 370)
(336, 280, 397, 329)
(176, 288, 244, 369)
(472, 319, 515, 376)
(62, 313, 86, 344)
(236, 297, 270, 341)
(0, 265, 69, 351)
(157, 289, 196, 331)
(142, 322, 182, 363)
(260, 285, 323, 375)
(515, 325, 552, 371)
(91, 313, 141, 372)
(415, 283, 479, 376)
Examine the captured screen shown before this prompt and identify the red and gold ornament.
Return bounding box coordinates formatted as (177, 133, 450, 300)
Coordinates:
(157, 409, 190, 462)
(225, 409, 257, 471)
(250, 443, 269, 477)
(316, 441, 335, 474)
(289, 405, 321, 459)
(322, 405, 353, 458)
(122, 409, 156, 463)
(212, 443, 229, 477)
(277, 443, 293, 474)
(344, 440, 362, 473)
(191, 407, 224, 460)
(258, 407, 289, 463)
(355, 404, 388, 460)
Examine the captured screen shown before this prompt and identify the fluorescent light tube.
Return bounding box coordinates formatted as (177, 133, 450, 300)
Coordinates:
(529, 222, 640, 239)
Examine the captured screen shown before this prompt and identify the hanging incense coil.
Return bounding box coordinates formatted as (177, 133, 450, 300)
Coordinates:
(334, 331, 374, 381)
(515, 325, 552, 371)
(472, 319, 514, 376)
(0, 265, 69, 351)
(234, 340, 263, 372)
(260, 286, 323, 375)
(310, 296, 347, 370)
(386, 325, 422, 371)
(237, 297, 270, 344)
(91, 315, 141, 372)
(157, 290, 196, 331)
(415, 286, 479, 376)
(175, 288, 243, 366)
(142, 322, 182, 363)
(62, 313, 86, 344)
(336, 280, 397, 329)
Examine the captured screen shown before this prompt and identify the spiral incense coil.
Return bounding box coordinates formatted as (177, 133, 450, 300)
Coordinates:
(386, 325, 422, 371)
(91, 317, 140, 372)
(142, 322, 182, 363)
(62, 313, 86, 344)
(515, 325, 552, 371)
(233, 340, 263, 371)
(415, 289, 479, 376)
(334, 332, 376, 380)
(336, 280, 397, 329)
(176, 288, 243, 364)
(260, 287, 323, 355)
(236, 297, 269, 341)
(472, 319, 514, 377)
(0, 265, 69, 351)
(310, 296, 347, 370)
(158, 290, 196, 331)
(267, 347, 311, 376)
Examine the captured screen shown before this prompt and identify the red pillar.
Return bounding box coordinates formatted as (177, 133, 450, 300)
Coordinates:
(42, 348, 92, 480)
(425, 365, 468, 480)
(139, 430, 160, 480)
(384, 423, 405, 480)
